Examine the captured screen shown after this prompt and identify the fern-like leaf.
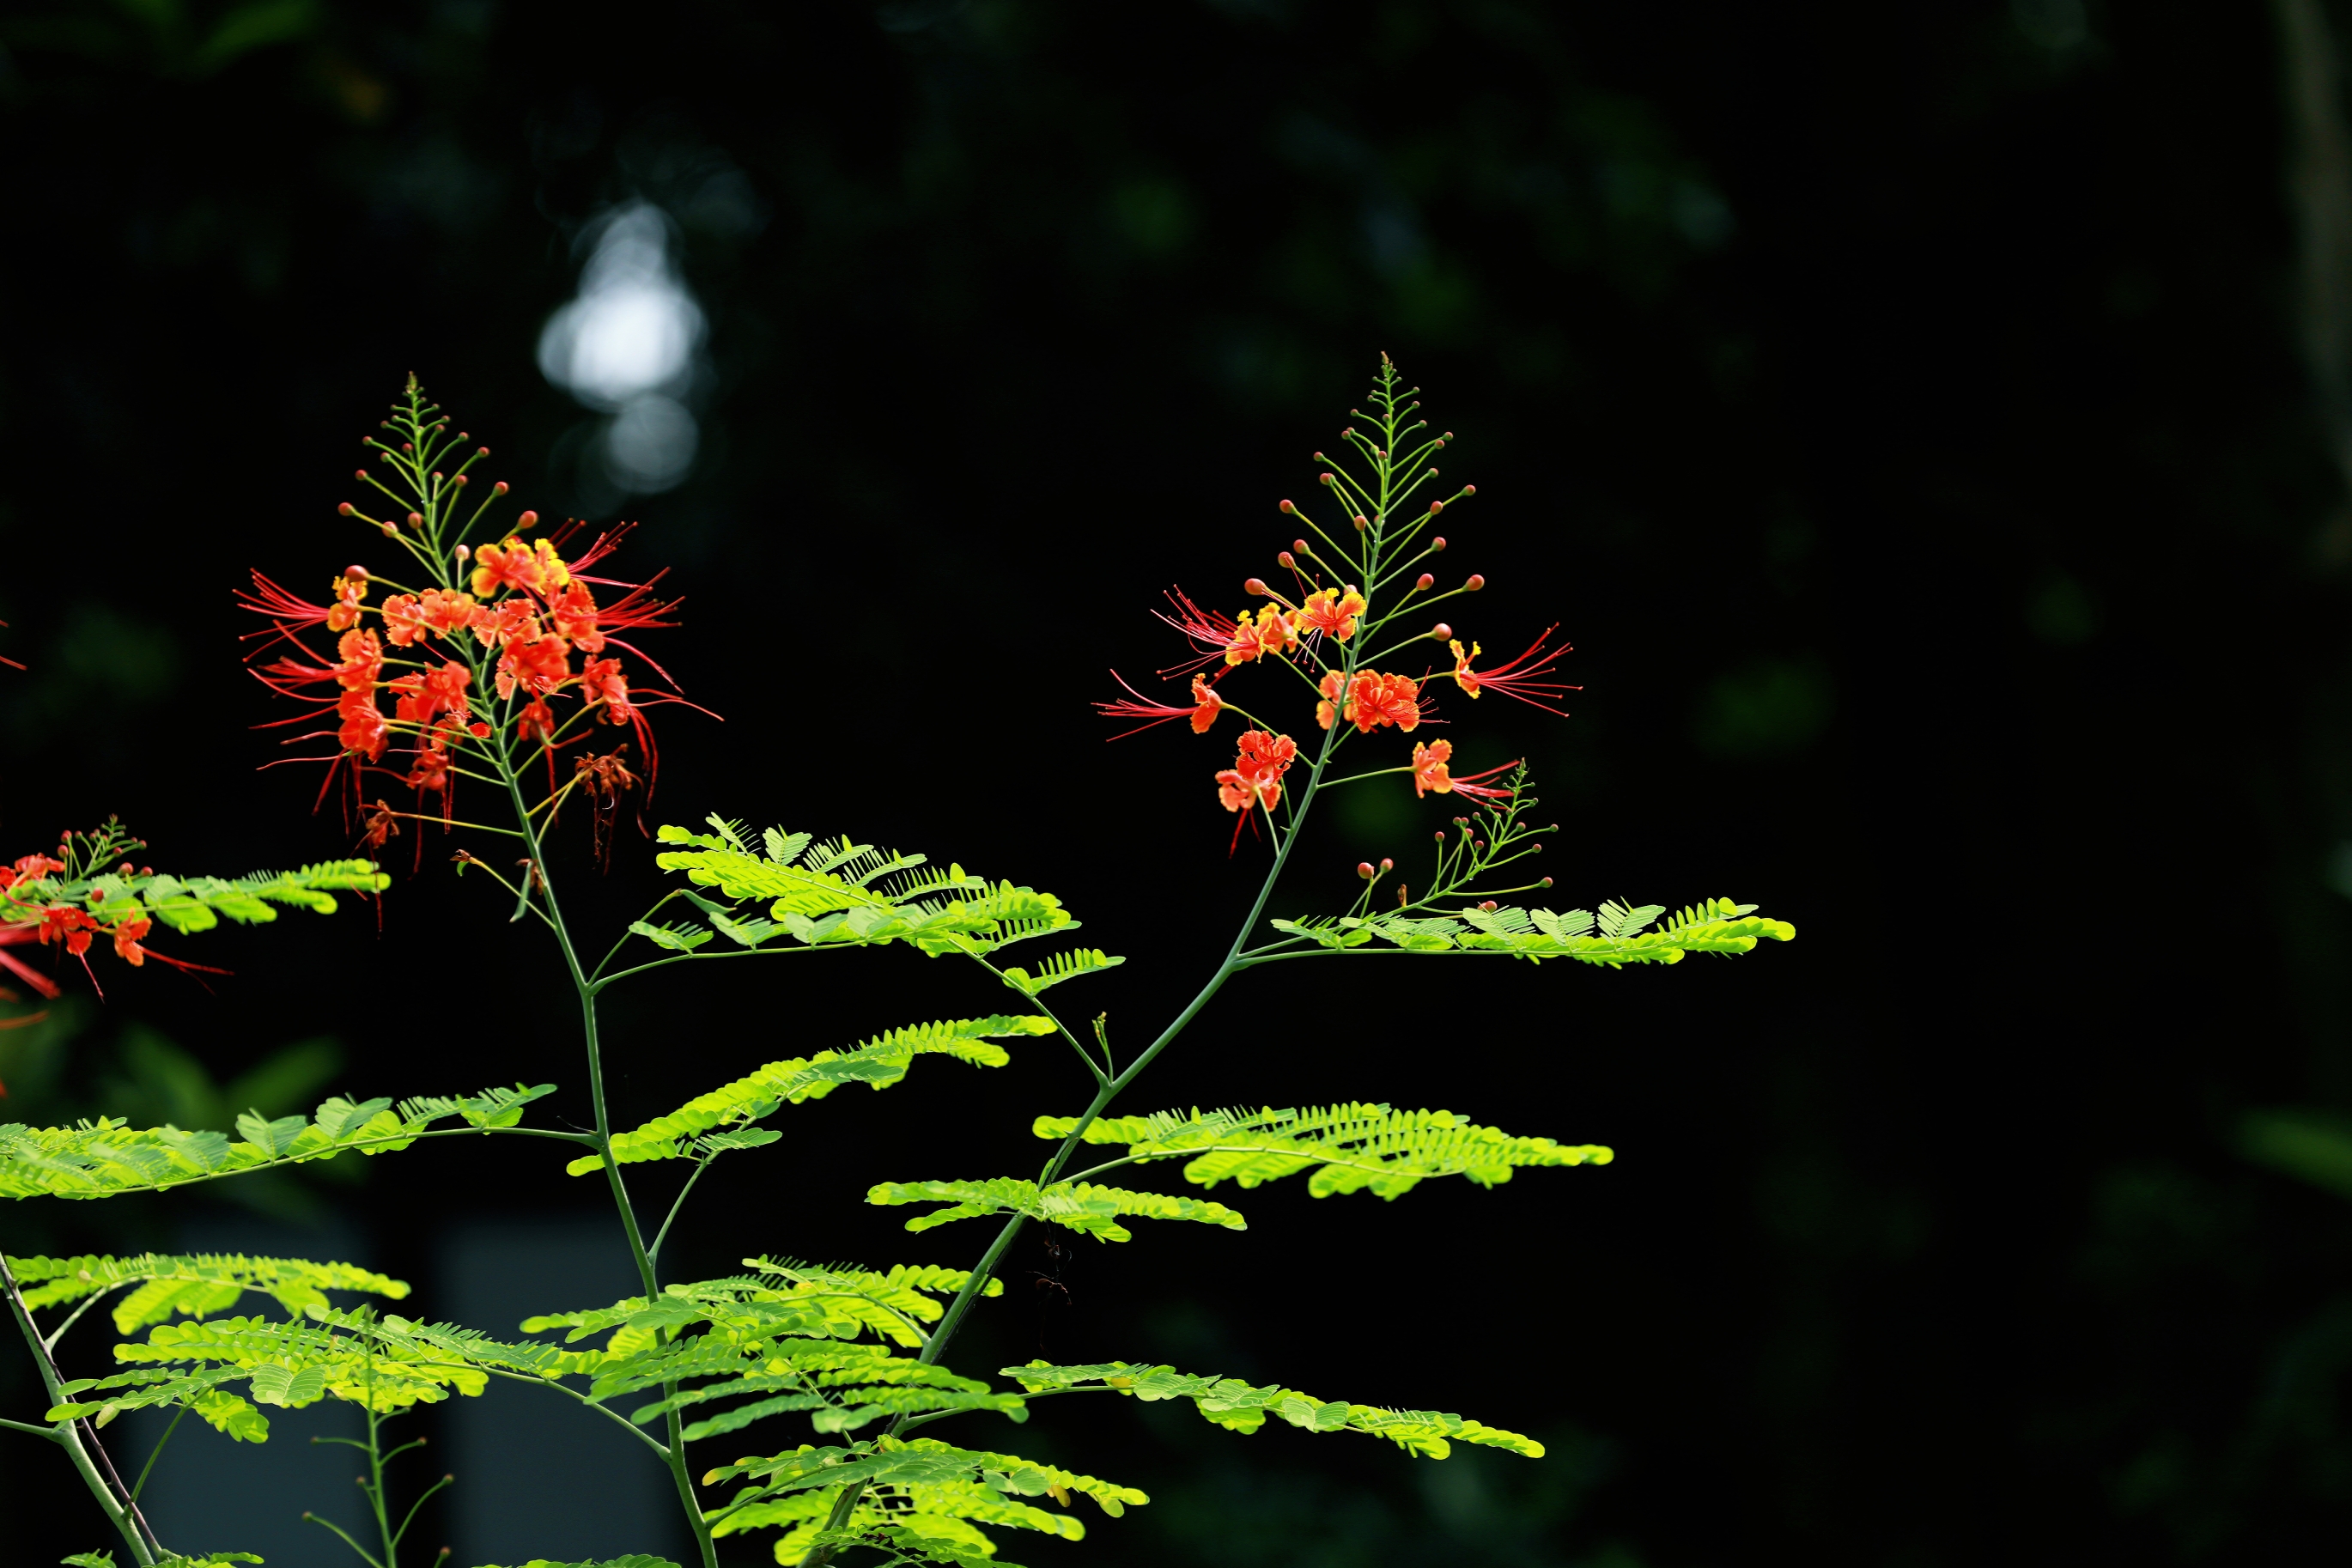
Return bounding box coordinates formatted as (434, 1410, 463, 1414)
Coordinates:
(0, 1085, 556, 1201)
(1032, 1103, 1609, 1199)
(1276, 896, 1793, 966)
(866, 1177, 1247, 1243)
(997, 948, 1126, 997)
(9, 1253, 408, 1334)
(1004, 1360, 1543, 1458)
(569, 1017, 1053, 1176)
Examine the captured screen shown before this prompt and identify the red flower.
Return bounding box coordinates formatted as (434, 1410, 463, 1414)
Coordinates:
(1216, 730, 1298, 814)
(404, 743, 453, 797)
(495, 632, 571, 700)
(1152, 588, 1243, 676)
(380, 593, 431, 647)
(0, 854, 66, 890)
(419, 587, 477, 637)
(389, 659, 472, 730)
(469, 537, 569, 599)
(468, 597, 541, 649)
(1318, 670, 1423, 733)
(331, 629, 383, 692)
(1449, 628, 1577, 716)
(31, 904, 99, 957)
(1097, 672, 1224, 739)
(1223, 606, 1298, 666)
(1410, 739, 1517, 801)
(112, 916, 152, 967)
(337, 691, 391, 762)
(1295, 586, 1366, 643)
(549, 581, 606, 653)
(516, 697, 557, 745)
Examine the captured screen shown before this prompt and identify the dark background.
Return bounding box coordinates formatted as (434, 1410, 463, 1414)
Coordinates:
(6, 0, 2352, 1562)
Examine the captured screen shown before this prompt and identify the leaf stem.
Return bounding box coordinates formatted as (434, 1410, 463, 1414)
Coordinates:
(1, 1250, 159, 1564)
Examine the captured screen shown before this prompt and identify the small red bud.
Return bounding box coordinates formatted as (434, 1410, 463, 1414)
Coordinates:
(1463, 484, 1475, 495)
(405, 512, 423, 529)
(1541, 877, 1553, 888)
(1435, 830, 1447, 842)
(1244, 578, 1270, 597)
(1479, 900, 1498, 912)
(492, 481, 509, 495)
(401, 442, 414, 453)
(344, 564, 368, 580)
(1358, 862, 1376, 880)
(1428, 500, 1443, 514)
(1375, 449, 1388, 459)
(517, 510, 539, 527)
(338, 502, 355, 516)
(477, 446, 489, 457)
(355, 469, 368, 480)
(1431, 536, 1447, 551)
(453, 474, 469, 486)
(1380, 857, 1394, 872)
(379, 521, 398, 537)
(1413, 573, 1434, 592)
(454, 544, 471, 562)
(1431, 623, 1451, 640)
(1352, 515, 1369, 532)
(1279, 499, 1296, 514)
(1320, 472, 1335, 486)
(1465, 574, 1485, 592)
(1293, 538, 1310, 555)
(1277, 551, 1297, 569)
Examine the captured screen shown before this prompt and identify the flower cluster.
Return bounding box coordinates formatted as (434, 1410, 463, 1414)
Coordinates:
(241, 380, 702, 862)
(1097, 364, 1574, 850)
(1, 826, 178, 1003)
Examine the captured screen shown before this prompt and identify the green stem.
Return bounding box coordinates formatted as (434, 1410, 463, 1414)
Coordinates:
(1, 1250, 159, 1565)
(493, 745, 720, 1568)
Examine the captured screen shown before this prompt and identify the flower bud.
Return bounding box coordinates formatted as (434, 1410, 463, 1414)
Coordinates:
(477, 446, 489, 457)
(517, 510, 539, 527)
(1244, 578, 1270, 597)
(1435, 830, 1446, 842)
(1279, 499, 1295, 514)
(453, 474, 469, 487)
(1428, 500, 1444, 514)
(1413, 573, 1434, 592)
(1479, 900, 1498, 912)
(1352, 514, 1369, 532)
(1380, 857, 1394, 872)
(1375, 449, 1388, 459)
(405, 511, 423, 529)
(338, 502, 355, 516)
(1320, 472, 1335, 486)
(355, 469, 368, 480)
(454, 544, 471, 562)
(1464, 574, 1485, 591)
(1462, 484, 1475, 495)
(432, 471, 444, 482)
(1431, 536, 1446, 551)
(345, 564, 368, 580)
(379, 521, 398, 537)
(1541, 877, 1553, 888)
(1277, 551, 1297, 569)
(1358, 861, 1376, 880)
(492, 481, 509, 495)
(1293, 538, 1309, 555)
(401, 442, 413, 453)
(1431, 623, 1451, 640)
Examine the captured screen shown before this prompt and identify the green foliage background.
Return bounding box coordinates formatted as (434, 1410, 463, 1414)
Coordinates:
(3, 0, 2351, 1562)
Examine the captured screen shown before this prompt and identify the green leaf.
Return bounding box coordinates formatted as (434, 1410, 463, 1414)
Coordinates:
(0, 1084, 556, 1200)
(996, 948, 1125, 996)
(464, 1559, 679, 1568)
(9, 1252, 410, 1334)
(626, 919, 712, 952)
(571, 1018, 1050, 1175)
(866, 1178, 1247, 1243)
(1032, 1103, 1609, 1200)
(1003, 1360, 1543, 1459)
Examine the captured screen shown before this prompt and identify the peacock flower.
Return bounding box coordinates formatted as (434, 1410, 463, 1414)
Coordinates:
(1448, 628, 1577, 716)
(1317, 670, 1423, 733)
(1295, 586, 1367, 642)
(1216, 729, 1298, 814)
(1411, 739, 1518, 801)
(325, 571, 371, 633)
(495, 632, 572, 701)
(1097, 672, 1225, 739)
(388, 659, 472, 731)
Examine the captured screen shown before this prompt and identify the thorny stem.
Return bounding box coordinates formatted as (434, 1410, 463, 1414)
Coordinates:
(799, 367, 1430, 1563)
(2, 1249, 160, 1565)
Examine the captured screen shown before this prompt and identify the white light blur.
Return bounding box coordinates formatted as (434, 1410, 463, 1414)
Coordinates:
(538, 202, 707, 495)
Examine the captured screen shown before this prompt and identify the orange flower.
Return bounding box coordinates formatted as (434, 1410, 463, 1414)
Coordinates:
(419, 587, 478, 636)
(404, 743, 453, 796)
(468, 597, 541, 648)
(1448, 628, 1576, 715)
(389, 659, 472, 730)
(1097, 672, 1225, 739)
(495, 632, 572, 701)
(1215, 729, 1298, 813)
(1295, 586, 1366, 642)
(330, 629, 382, 692)
(380, 593, 430, 647)
(1222, 606, 1298, 666)
(1411, 739, 1517, 800)
(549, 580, 605, 653)
(580, 656, 635, 725)
(325, 572, 370, 633)
(516, 697, 557, 745)
(111, 916, 152, 967)
(469, 538, 542, 598)
(337, 691, 390, 762)
(1316, 670, 1346, 731)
